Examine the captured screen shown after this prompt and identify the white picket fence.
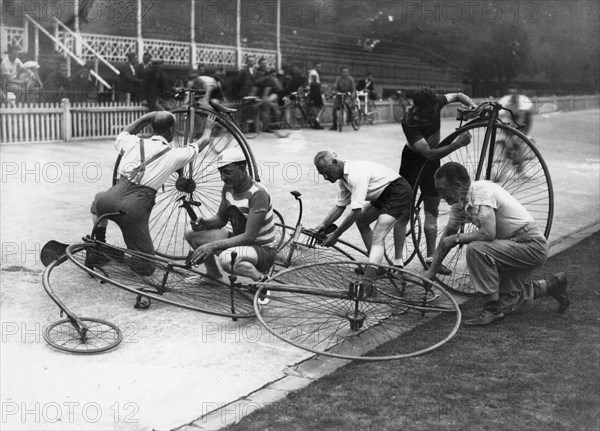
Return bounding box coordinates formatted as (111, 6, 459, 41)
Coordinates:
(1, 95, 598, 144)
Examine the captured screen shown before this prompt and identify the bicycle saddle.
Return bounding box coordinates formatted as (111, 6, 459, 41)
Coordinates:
(209, 99, 236, 113)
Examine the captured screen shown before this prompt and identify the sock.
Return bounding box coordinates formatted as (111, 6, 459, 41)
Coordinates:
(393, 258, 404, 268)
(532, 280, 548, 299)
(95, 226, 107, 242)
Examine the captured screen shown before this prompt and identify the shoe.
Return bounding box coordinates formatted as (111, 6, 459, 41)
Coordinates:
(424, 257, 452, 275)
(329, 125, 337, 130)
(314, 123, 324, 130)
(546, 272, 569, 313)
(84, 248, 110, 268)
(249, 274, 270, 305)
(463, 301, 505, 326)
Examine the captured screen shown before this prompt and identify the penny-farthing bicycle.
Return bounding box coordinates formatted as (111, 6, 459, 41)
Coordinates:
(410, 101, 553, 296)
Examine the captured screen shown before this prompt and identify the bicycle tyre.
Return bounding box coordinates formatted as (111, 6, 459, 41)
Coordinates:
(67, 242, 255, 318)
(350, 105, 361, 131)
(411, 121, 554, 296)
(272, 208, 287, 252)
(254, 261, 461, 361)
(368, 100, 378, 125)
(44, 317, 123, 354)
(285, 104, 303, 129)
(113, 106, 258, 259)
(337, 103, 343, 132)
(383, 195, 421, 266)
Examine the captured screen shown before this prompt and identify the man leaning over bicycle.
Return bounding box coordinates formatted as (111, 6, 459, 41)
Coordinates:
(330, 66, 356, 130)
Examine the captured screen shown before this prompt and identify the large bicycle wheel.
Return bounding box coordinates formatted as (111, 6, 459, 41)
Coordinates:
(113, 106, 258, 259)
(255, 261, 461, 361)
(412, 122, 554, 296)
(67, 242, 255, 318)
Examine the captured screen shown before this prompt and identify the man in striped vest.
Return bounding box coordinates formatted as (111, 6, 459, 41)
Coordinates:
(186, 147, 277, 282)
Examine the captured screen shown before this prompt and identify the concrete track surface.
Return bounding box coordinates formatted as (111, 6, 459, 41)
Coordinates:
(1, 109, 598, 430)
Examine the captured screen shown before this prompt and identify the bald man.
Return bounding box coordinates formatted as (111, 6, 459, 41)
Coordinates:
(86, 111, 216, 273)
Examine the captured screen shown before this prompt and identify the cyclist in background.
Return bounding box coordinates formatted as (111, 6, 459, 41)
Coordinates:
(356, 72, 377, 103)
(307, 62, 325, 129)
(497, 87, 535, 173)
(256, 69, 284, 133)
(330, 66, 356, 131)
(498, 87, 534, 136)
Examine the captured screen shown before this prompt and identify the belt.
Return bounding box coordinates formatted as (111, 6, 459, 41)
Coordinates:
(509, 222, 540, 238)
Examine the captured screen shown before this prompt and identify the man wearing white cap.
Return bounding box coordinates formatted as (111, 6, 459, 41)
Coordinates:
(185, 147, 277, 282)
(87, 111, 216, 274)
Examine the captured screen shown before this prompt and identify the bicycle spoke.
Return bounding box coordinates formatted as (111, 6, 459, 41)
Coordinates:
(67, 243, 255, 318)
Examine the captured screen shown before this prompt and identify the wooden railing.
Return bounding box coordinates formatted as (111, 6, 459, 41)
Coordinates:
(1, 95, 598, 144)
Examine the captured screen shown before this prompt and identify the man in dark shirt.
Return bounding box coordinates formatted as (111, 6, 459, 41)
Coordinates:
(330, 66, 356, 130)
(393, 88, 477, 270)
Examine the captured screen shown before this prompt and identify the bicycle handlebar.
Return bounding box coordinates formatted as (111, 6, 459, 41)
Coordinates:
(456, 101, 524, 128)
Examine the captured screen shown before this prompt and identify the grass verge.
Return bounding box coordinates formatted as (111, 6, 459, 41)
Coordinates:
(223, 232, 600, 430)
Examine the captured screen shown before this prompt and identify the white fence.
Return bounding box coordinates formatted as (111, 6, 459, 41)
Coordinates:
(1, 95, 598, 144)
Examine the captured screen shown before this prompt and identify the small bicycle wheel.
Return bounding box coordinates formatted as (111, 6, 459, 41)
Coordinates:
(284, 104, 302, 129)
(67, 242, 255, 318)
(350, 105, 361, 131)
(113, 106, 258, 259)
(239, 101, 260, 139)
(337, 104, 343, 132)
(368, 101, 378, 125)
(412, 121, 554, 296)
(44, 317, 123, 354)
(255, 261, 461, 361)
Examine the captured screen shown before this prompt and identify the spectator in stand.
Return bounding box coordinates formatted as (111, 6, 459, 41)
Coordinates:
(330, 66, 356, 131)
(141, 59, 171, 111)
(1, 44, 26, 103)
(307, 62, 324, 129)
(18, 61, 43, 103)
(255, 57, 268, 80)
(356, 72, 377, 102)
(237, 55, 257, 98)
(137, 52, 152, 79)
(43, 62, 71, 103)
(70, 61, 98, 102)
(120, 52, 142, 102)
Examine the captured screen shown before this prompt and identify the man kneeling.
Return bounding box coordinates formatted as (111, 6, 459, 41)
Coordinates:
(185, 147, 278, 285)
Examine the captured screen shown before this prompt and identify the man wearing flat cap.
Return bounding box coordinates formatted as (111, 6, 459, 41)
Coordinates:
(185, 146, 278, 285)
(86, 110, 217, 274)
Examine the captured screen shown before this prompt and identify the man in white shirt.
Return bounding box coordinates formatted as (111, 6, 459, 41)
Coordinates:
(426, 162, 569, 326)
(1, 45, 25, 102)
(307, 62, 324, 129)
(314, 150, 413, 292)
(87, 111, 216, 274)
